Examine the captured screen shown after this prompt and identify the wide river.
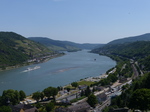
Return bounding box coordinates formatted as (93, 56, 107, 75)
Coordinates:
(0, 50, 116, 95)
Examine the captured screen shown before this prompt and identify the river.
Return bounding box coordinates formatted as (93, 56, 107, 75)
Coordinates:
(0, 50, 116, 95)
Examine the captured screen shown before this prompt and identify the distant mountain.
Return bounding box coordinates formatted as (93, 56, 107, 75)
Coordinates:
(0, 32, 53, 69)
(28, 37, 103, 51)
(95, 41, 150, 58)
(60, 41, 104, 50)
(28, 37, 81, 52)
(92, 40, 150, 71)
(108, 33, 150, 45)
(92, 33, 150, 54)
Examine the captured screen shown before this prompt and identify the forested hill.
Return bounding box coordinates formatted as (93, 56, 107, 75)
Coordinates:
(108, 33, 150, 45)
(91, 36, 150, 111)
(28, 37, 81, 51)
(93, 41, 150, 58)
(92, 41, 150, 71)
(28, 37, 103, 51)
(92, 33, 150, 58)
(0, 32, 53, 69)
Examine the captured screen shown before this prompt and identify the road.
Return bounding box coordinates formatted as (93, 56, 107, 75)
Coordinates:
(131, 63, 139, 79)
(95, 98, 111, 112)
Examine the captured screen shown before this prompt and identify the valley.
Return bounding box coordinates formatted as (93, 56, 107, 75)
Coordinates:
(0, 32, 150, 112)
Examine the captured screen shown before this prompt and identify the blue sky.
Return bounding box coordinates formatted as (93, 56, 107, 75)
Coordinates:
(1, 0, 150, 43)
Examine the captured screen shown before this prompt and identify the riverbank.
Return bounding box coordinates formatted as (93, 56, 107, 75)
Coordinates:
(0, 50, 116, 96)
(0, 53, 65, 72)
(22, 73, 109, 104)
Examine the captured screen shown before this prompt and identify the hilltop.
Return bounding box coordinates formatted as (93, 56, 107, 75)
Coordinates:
(108, 33, 150, 45)
(92, 33, 150, 71)
(92, 33, 150, 54)
(0, 32, 54, 69)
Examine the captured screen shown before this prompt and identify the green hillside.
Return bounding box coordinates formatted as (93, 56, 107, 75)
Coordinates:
(28, 37, 103, 51)
(92, 33, 150, 60)
(108, 33, 150, 45)
(92, 40, 150, 72)
(0, 32, 53, 69)
(28, 37, 81, 52)
(93, 41, 150, 59)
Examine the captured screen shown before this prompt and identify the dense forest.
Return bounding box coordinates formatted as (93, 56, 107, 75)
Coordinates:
(92, 41, 150, 71)
(0, 32, 53, 69)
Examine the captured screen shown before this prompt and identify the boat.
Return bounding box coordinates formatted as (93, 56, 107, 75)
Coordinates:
(22, 66, 40, 72)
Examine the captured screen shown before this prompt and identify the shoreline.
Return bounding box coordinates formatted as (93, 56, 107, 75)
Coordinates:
(0, 53, 65, 72)
(63, 73, 108, 88)
(0, 51, 116, 96)
(22, 73, 111, 105)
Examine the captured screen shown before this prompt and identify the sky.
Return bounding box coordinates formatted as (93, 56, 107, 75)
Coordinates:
(1, 0, 150, 44)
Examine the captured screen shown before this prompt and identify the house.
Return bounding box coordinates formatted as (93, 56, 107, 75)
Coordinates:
(97, 92, 108, 103)
(61, 93, 80, 103)
(55, 102, 91, 112)
(10, 104, 38, 112)
(78, 85, 87, 90)
(68, 101, 91, 112)
(96, 86, 105, 91)
(59, 90, 68, 95)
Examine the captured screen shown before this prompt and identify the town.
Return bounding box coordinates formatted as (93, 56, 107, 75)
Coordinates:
(8, 59, 138, 112)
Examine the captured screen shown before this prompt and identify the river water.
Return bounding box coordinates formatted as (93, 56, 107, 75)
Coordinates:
(0, 50, 116, 95)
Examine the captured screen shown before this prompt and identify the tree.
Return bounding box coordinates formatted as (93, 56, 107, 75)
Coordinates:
(14, 90, 20, 103)
(121, 84, 129, 91)
(85, 86, 91, 97)
(43, 87, 52, 99)
(2, 89, 20, 105)
(19, 90, 26, 101)
(51, 87, 58, 102)
(45, 102, 54, 112)
(129, 89, 150, 111)
(57, 86, 63, 91)
(0, 106, 12, 112)
(32, 91, 41, 102)
(40, 92, 44, 101)
(92, 87, 96, 93)
(66, 88, 70, 92)
(87, 94, 98, 108)
(80, 90, 85, 96)
(100, 79, 109, 86)
(71, 82, 78, 88)
(43, 87, 58, 101)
